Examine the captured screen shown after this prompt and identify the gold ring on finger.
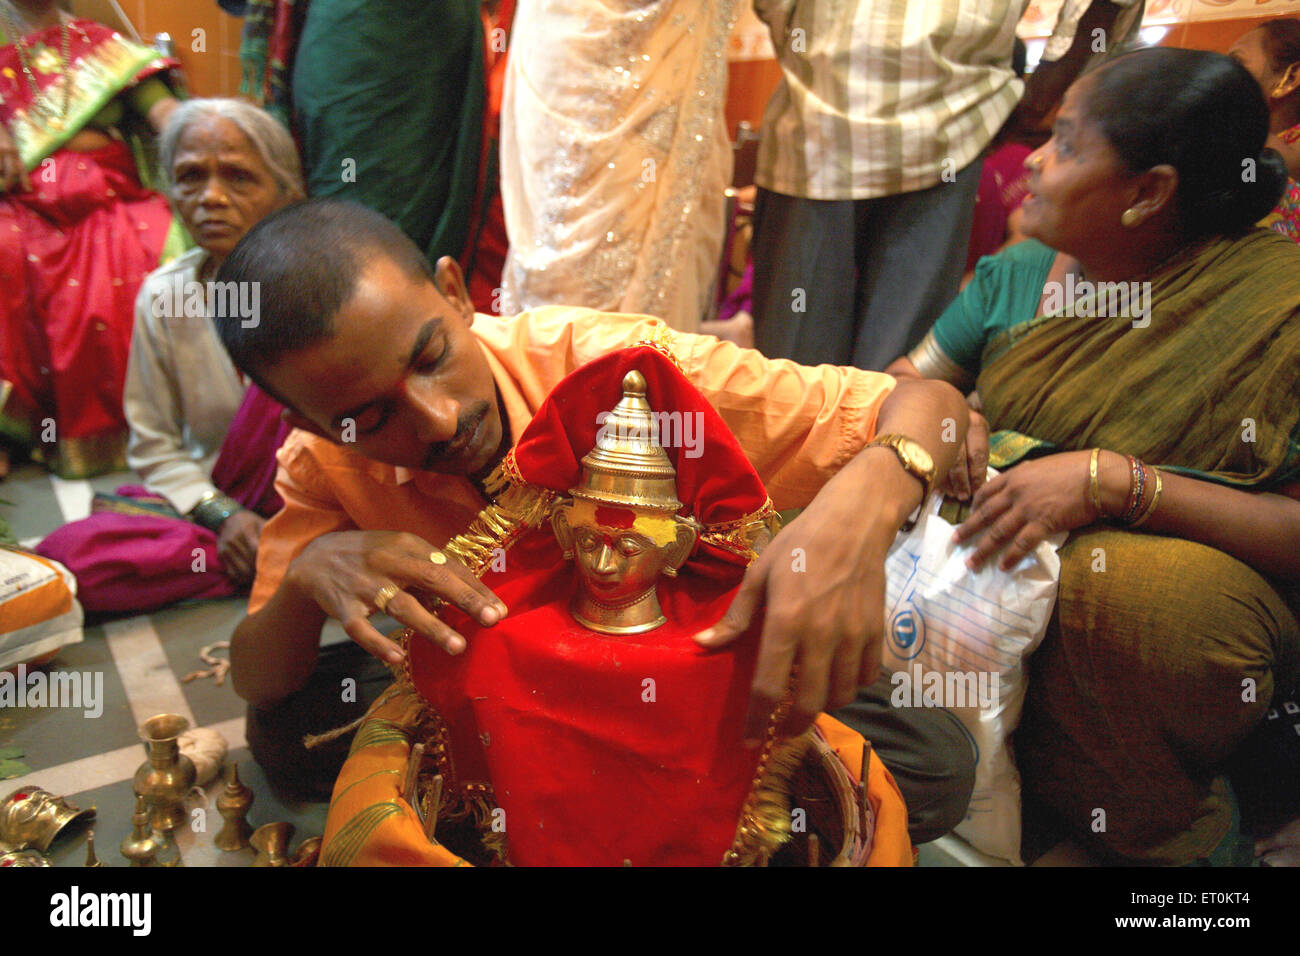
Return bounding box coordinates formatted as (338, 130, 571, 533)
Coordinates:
(429, 549, 447, 566)
(373, 584, 399, 614)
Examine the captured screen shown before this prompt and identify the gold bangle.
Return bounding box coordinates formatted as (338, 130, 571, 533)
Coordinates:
(1130, 467, 1163, 528)
(1089, 448, 1103, 519)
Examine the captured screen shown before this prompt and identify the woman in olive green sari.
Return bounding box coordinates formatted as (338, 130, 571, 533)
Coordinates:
(891, 47, 1300, 865)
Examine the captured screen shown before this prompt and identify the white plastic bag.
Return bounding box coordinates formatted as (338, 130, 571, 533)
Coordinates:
(881, 478, 1064, 864)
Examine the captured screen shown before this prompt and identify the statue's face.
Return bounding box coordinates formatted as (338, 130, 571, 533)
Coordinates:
(570, 518, 670, 606)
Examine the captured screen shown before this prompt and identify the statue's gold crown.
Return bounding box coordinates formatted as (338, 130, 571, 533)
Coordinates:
(570, 370, 683, 513)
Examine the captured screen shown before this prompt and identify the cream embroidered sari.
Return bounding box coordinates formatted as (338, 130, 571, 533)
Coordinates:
(499, 0, 736, 331)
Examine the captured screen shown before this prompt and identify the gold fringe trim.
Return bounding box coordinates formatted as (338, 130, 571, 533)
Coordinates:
(441, 456, 559, 575)
(722, 691, 797, 866)
(698, 498, 783, 565)
(721, 716, 874, 866)
(631, 330, 684, 373)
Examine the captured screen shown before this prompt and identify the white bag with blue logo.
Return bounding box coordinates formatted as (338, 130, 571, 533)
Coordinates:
(881, 479, 1064, 865)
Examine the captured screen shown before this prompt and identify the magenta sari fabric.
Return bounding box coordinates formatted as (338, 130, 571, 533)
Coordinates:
(965, 142, 1032, 273)
(36, 387, 290, 614)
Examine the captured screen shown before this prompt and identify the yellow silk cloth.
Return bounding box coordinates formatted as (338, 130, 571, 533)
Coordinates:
(318, 682, 913, 867)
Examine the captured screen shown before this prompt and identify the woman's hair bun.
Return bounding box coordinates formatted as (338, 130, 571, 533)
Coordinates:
(1084, 48, 1290, 239)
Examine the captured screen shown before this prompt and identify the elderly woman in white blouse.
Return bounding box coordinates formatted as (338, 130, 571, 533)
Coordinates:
(38, 100, 303, 610)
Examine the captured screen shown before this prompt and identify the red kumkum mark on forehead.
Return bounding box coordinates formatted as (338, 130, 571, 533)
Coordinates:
(594, 505, 637, 529)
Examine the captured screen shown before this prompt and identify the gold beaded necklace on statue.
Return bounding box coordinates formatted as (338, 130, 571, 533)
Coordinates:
(1, 2, 72, 131)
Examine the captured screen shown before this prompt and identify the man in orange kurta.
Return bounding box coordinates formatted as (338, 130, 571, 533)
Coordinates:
(212, 199, 976, 845)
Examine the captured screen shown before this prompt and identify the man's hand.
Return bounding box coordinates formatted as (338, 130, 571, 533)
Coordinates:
(283, 530, 507, 665)
(216, 509, 264, 586)
(694, 377, 968, 743)
(695, 495, 896, 743)
(938, 408, 989, 502)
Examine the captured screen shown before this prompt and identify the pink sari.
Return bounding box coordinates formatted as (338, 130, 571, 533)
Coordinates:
(36, 387, 290, 614)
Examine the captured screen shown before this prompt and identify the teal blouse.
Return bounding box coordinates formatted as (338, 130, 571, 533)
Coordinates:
(931, 240, 1057, 375)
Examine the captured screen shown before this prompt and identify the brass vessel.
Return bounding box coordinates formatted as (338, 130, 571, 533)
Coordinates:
(214, 762, 254, 851)
(0, 848, 51, 866)
(153, 827, 184, 867)
(83, 828, 107, 867)
(250, 821, 294, 867)
(132, 713, 197, 832)
(120, 795, 160, 867)
(290, 836, 322, 867)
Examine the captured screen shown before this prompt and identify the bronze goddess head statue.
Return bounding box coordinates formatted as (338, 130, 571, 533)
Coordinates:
(0, 786, 95, 853)
(551, 370, 699, 635)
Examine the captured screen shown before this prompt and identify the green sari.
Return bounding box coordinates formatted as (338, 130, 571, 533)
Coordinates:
(290, 0, 485, 266)
(967, 231, 1300, 489)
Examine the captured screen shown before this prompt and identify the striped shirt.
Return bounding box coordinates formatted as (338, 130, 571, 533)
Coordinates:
(1041, 0, 1144, 62)
(755, 0, 1028, 200)
(754, 0, 1141, 200)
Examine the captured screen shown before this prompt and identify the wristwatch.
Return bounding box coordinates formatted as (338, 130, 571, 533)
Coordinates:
(867, 433, 937, 532)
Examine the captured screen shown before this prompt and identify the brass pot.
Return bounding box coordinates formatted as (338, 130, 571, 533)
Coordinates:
(250, 822, 295, 867)
(132, 714, 196, 833)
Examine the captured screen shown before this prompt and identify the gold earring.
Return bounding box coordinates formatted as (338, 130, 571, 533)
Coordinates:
(1121, 208, 1141, 228)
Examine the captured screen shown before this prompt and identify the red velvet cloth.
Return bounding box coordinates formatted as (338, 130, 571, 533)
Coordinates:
(410, 534, 762, 866)
(409, 346, 778, 865)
